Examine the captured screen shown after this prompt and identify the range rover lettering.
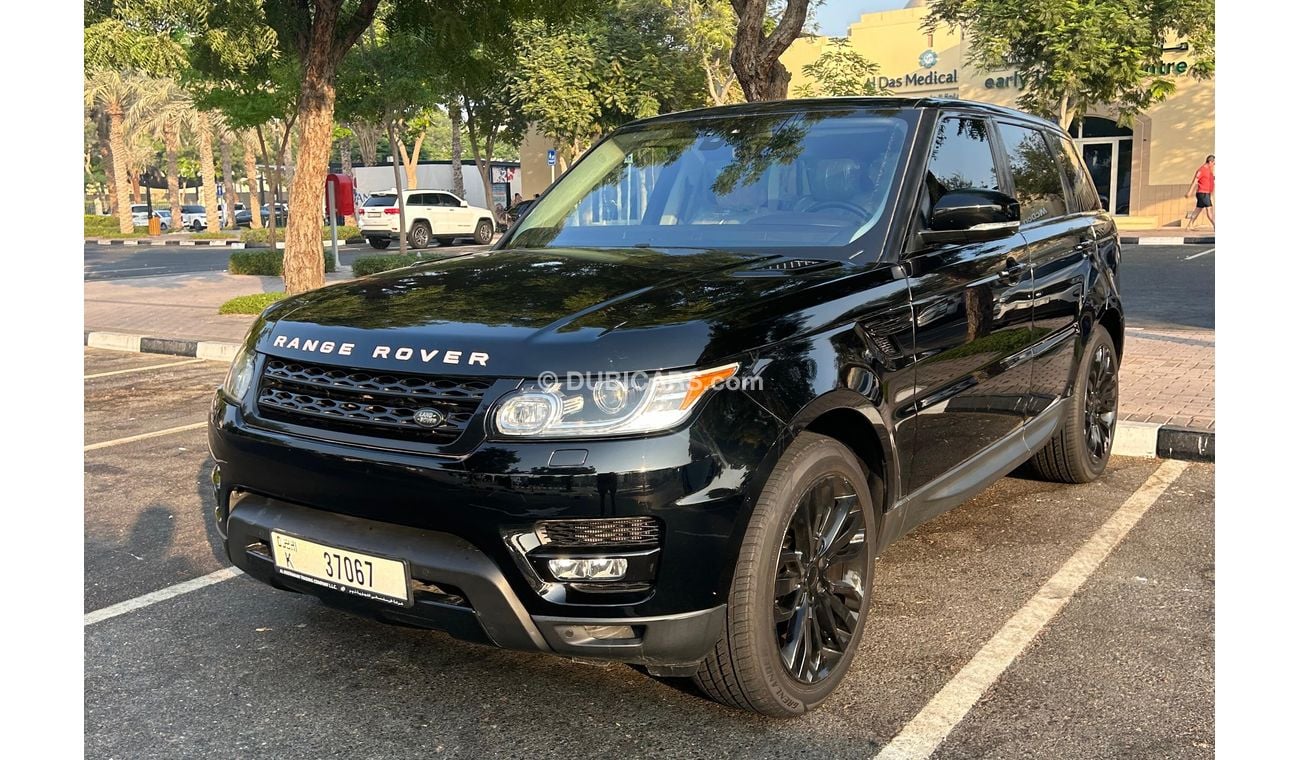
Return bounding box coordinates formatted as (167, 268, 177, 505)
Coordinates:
(209, 98, 1122, 717)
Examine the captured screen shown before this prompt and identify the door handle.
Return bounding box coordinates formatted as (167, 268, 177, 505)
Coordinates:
(997, 259, 1026, 283)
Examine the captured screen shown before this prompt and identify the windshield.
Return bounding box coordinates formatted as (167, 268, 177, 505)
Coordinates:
(506, 111, 910, 251)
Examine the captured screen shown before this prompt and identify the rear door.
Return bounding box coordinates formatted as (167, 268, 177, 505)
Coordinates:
(992, 121, 1093, 416)
(899, 114, 1037, 493)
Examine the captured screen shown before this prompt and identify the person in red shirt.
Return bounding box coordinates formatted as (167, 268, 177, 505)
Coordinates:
(1185, 154, 1215, 230)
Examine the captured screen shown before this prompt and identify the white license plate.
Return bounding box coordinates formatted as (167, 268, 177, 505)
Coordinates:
(366, 210, 381, 216)
(270, 532, 411, 606)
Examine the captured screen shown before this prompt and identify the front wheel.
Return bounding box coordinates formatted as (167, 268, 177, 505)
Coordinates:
(367, 237, 391, 250)
(191, 220, 204, 232)
(474, 219, 494, 245)
(1029, 326, 1119, 483)
(693, 433, 876, 717)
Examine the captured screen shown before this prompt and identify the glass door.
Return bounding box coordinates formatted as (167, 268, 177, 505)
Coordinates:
(1078, 139, 1132, 215)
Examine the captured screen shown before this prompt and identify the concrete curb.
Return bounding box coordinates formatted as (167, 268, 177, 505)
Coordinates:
(84, 328, 1216, 463)
(1120, 235, 1214, 246)
(89, 238, 244, 247)
(1114, 420, 1214, 462)
(85, 331, 241, 363)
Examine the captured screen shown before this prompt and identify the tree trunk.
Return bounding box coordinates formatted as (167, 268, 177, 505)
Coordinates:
(97, 114, 119, 217)
(243, 138, 263, 229)
(386, 117, 409, 255)
(106, 105, 134, 234)
(220, 134, 235, 229)
(464, 101, 496, 221)
(354, 122, 378, 166)
(398, 129, 426, 189)
(198, 113, 220, 234)
(1057, 93, 1074, 128)
(730, 0, 809, 102)
(340, 135, 353, 175)
(256, 125, 279, 247)
(449, 103, 465, 198)
(165, 122, 182, 233)
(282, 12, 345, 295)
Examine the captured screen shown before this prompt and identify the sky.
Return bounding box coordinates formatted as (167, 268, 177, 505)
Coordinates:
(810, 0, 911, 37)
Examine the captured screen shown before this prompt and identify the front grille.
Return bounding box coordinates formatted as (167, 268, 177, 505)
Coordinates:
(256, 357, 491, 444)
(536, 517, 661, 548)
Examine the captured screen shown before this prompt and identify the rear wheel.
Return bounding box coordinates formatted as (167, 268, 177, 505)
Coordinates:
(367, 237, 391, 250)
(693, 433, 876, 717)
(474, 219, 494, 245)
(1029, 327, 1119, 483)
(191, 220, 204, 232)
(409, 221, 432, 249)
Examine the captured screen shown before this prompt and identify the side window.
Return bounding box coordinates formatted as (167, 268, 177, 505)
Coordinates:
(1049, 134, 1101, 212)
(997, 123, 1069, 224)
(923, 116, 1000, 226)
(433, 193, 454, 207)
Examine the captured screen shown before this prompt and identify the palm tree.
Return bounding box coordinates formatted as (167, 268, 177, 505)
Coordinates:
(194, 110, 220, 233)
(84, 70, 142, 234)
(242, 131, 264, 229)
(130, 77, 192, 233)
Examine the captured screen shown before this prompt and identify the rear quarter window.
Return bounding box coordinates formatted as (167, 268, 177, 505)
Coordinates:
(996, 123, 1069, 224)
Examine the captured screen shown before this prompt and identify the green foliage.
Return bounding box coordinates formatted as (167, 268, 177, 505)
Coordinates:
(510, 0, 706, 160)
(324, 225, 361, 241)
(230, 249, 337, 276)
(924, 0, 1215, 125)
(352, 253, 429, 277)
(190, 231, 240, 239)
(218, 292, 288, 315)
(240, 227, 270, 245)
(84, 15, 188, 75)
(84, 215, 147, 238)
(794, 38, 890, 97)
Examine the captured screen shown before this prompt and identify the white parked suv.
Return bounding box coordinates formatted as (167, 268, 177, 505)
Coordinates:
(359, 189, 496, 249)
(129, 204, 170, 230)
(180, 204, 209, 231)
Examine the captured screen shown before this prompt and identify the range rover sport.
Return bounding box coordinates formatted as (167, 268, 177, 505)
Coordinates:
(209, 98, 1122, 717)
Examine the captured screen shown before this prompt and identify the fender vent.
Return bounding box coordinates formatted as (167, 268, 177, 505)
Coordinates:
(736, 259, 838, 276)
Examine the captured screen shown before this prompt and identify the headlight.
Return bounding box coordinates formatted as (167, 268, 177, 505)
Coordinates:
(493, 364, 739, 438)
(222, 345, 258, 401)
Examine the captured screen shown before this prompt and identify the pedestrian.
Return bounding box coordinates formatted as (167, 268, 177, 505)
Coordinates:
(1185, 154, 1215, 230)
(511, 192, 523, 208)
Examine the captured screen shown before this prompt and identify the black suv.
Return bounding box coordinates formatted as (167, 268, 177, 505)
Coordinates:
(209, 98, 1121, 717)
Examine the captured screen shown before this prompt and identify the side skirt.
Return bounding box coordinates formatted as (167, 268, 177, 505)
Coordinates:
(878, 400, 1066, 550)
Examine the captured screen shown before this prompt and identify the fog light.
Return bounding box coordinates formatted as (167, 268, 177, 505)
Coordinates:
(548, 557, 628, 581)
(555, 624, 637, 643)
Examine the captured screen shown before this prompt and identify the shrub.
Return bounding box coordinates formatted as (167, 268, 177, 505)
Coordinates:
(352, 253, 428, 276)
(323, 224, 361, 241)
(191, 231, 240, 240)
(84, 214, 146, 238)
(229, 250, 336, 276)
(240, 227, 270, 245)
(218, 292, 288, 315)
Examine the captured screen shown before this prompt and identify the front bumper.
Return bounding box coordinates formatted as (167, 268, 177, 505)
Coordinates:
(227, 494, 726, 667)
(209, 385, 784, 667)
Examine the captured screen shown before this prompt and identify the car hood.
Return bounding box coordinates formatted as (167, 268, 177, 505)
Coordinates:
(257, 247, 891, 376)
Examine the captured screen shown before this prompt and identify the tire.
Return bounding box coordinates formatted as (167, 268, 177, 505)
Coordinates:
(693, 433, 876, 717)
(474, 219, 494, 245)
(191, 220, 204, 232)
(367, 237, 391, 250)
(409, 221, 432, 249)
(1028, 327, 1119, 483)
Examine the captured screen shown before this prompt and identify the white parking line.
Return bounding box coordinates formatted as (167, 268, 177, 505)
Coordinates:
(84, 358, 206, 379)
(875, 459, 1190, 760)
(84, 567, 242, 626)
(84, 421, 207, 451)
(1184, 247, 1214, 260)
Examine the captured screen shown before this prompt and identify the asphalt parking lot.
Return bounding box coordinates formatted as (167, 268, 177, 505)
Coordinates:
(84, 347, 1213, 758)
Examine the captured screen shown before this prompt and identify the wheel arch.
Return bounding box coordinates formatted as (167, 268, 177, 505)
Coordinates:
(793, 400, 894, 532)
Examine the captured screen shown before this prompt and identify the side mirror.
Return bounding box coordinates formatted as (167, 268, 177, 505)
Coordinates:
(920, 189, 1020, 245)
(460, 200, 469, 208)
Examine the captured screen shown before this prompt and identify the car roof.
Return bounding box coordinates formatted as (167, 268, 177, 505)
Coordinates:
(622, 96, 1068, 136)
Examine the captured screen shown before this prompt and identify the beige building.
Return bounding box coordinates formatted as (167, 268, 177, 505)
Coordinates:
(522, 0, 1214, 228)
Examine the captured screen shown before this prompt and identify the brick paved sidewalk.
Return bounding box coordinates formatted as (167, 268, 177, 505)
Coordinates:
(85, 272, 1215, 434)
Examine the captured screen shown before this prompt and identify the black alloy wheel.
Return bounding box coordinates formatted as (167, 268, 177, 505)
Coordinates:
(1084, 340, 1119, 465)
(773, 474, 869, 685)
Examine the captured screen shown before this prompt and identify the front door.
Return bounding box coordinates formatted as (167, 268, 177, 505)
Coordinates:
(898, 115, 1037, 494)
(1078, 139, 1132, 216)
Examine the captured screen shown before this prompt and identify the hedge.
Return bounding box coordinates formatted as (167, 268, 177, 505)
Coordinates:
(229, 249, 337, 276)
(218, 292, 288, 315)
(352, 253, 428, 277)
(243, 225, 362, 244)
(84, 214, 146, 238)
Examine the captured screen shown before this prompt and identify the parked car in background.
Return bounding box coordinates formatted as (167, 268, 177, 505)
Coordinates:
(359, 189, 496, 249)
(505, 198, 534, 227)
(129, 204, 170, 230)
(218, 202, 246, 228)
(180, 205, 208, 231)
(261, 203, 289, 226)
